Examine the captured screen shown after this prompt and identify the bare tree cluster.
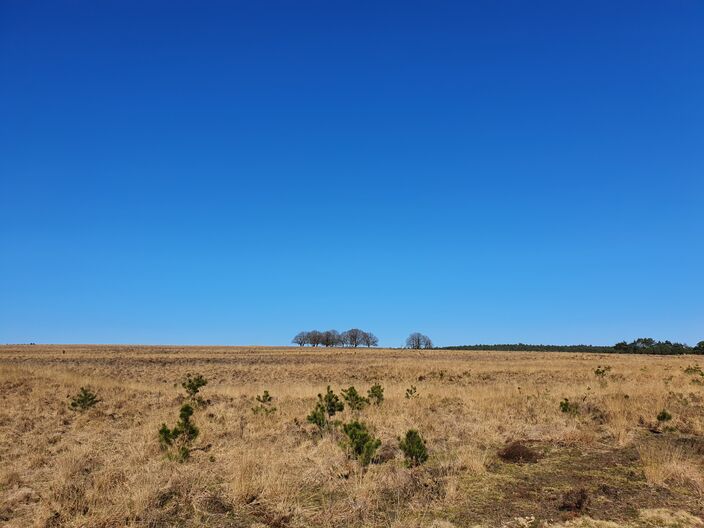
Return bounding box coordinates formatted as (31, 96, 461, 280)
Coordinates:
(292, 329, 379, 348)
(405, 332, 433, 349)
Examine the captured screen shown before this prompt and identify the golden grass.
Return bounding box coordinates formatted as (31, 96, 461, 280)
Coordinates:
(0, 345, 703, 527)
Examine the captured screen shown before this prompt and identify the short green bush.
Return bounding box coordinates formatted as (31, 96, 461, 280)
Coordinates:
(656, 409, 672, 423)
(684, 364, 704, 376)
(559, 398, 579, 415)
(594, 365, 611, 379)
(342, 386, 369, 411)
(182, 373, 207, 399)
(306, 386, 344, 430)
(342, 420, 381, 466)
(405, 385, 418, 399)
(306, 402, 328, 429)
(252, 390, 277, 415)
(399, 429, 428, 467)
(367, 384, 384, 405)
(159, 404, 199, 461)
(69, 387, 100, 411)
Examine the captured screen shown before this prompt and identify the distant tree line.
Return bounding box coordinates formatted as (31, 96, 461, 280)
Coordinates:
(443, 338, 704, 355)
(612, 337, 702, 355)
(441, 344, 613, 353)
(293, 329, 378, 348)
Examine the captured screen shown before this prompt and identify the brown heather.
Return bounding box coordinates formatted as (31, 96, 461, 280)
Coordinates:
(1, 345, 703, 527)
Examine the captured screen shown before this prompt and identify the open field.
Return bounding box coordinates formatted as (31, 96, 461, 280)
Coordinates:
(1, 345, 703, 528)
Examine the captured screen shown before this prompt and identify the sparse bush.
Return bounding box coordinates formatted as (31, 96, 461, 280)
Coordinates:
(306, 401, 328, 430)
(399, 429, 428, 467)
(656, 409, 672, 423)
(684, 364, 704, 376)
(69, 387, 100, 411)
(559, 398, 579, 415)
(182, 373, 207, 400)
(306, 386, 344, 430)
(405, 385, 418, 399)
(367, 384, 384, 405)
(594, 365, 611, 378)
(159, 404, 199, 461)
(252, 390, 277, 415)
(342, 420, 381, 466)
(321, 385, 344, 416)
(342, 386, 369, 411)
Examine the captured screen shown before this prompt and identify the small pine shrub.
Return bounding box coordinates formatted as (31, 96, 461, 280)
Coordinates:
(252, 390, 277, 415)
(657, 409, 672, 423)
(405, 385, 418, 399)
(594, 365, 611, 379)
(342, 420, 381, 466)
(342, 386, 369, 411)
(307, 386, 344, 430)
(306, 401, 328, 429)
(159, 404, 199, 461)
(399, 429, 428, 467)
(321, 386, 344, 417)
(69, 387, 100, 411)
(367, 384, 384, 405)
(182, 373, 207, 399)
(559, 398, 579, 416)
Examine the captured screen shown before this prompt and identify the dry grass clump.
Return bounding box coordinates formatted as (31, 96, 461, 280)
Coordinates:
(1, 345, 703, 527)
(638, 443, 704, 493)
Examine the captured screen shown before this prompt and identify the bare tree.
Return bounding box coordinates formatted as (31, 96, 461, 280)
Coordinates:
(294, 328, 378, 348)
(292, 331, 309, 347)
(361, 332, 379, 347)
(406, 332, 433, 349)
(308, 330, 323, 347)
(322, 330, 341, 347)
(341, 328, 364, 348)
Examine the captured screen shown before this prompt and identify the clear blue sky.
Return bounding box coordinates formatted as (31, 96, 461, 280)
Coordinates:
(1, 1, 702, 347)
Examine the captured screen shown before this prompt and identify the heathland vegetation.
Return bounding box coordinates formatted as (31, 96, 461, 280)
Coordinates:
(1, 344, 703, 527)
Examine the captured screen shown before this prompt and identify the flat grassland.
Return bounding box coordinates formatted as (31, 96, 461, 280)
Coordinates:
(1, 345, 703, 528)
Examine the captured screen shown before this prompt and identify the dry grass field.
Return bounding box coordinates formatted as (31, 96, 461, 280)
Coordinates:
(1, 345, 703, 528)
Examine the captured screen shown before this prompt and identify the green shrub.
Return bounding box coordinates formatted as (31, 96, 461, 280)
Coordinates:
(559, 398, 579, 416)
(306, 386, 344, 430)
(159, 404, 199, 461)
(399, 429, 428, 467)
(69, 387, 100, 411)
(405, 385, 418, 399)
(342, 420, 381, 466)
(684, 364, 704, 376)
(367, 384, 384, 405)
(656, 409, 672, 423)
(306, 401, 328, 429)
(342, 386, 369, 411)
(182, 373, 207, 399)
(594, 365, 611, 379)
(252, 390, 277, 415)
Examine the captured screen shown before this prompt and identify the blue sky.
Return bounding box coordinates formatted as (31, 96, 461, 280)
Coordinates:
(1, 1, 702, 347)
